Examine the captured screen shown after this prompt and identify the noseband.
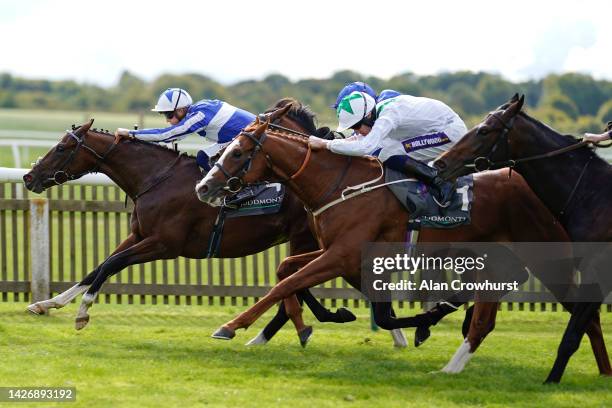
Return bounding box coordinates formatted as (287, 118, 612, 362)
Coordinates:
(49, 130, 119, 184)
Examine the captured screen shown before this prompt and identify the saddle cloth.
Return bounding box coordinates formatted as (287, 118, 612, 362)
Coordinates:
(225, 183, 285, 218)
(385, 166, 473, 229)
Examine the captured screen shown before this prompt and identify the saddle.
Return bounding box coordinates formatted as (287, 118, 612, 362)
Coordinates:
(384, 165, 473, 229)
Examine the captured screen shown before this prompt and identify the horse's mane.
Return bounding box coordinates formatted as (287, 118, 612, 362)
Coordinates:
(265, 98, 318, 135)
(86, 127, 196, 159)
(516, 111, 584, 146)
(493, 104, 584, 146)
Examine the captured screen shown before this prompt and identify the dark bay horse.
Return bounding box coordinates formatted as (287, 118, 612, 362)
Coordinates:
(22, 115, 359, 346)
(195, 116, 611, 375)
(435, 94, 612, 382)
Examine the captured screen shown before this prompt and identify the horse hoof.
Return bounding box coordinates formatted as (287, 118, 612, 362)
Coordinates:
(211, 326, 235, 340)
(298, 326, 313, 348)
(336, 307, 357, 323)
(27, 303, 45, 315)
(75, 315, 90, 330)
(414, 325, 431, 347)
(245, 330, 268, 346)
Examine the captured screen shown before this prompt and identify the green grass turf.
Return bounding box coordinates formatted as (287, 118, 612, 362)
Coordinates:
(0, 303, 610, 407)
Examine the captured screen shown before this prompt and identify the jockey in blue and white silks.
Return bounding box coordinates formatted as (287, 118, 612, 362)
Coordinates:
(313, 82, 467, 205)
(116, 88, 255, 171)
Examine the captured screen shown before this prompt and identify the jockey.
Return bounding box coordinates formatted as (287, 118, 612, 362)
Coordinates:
(115, 88, 255, 171)
(312, 83, 467, 205)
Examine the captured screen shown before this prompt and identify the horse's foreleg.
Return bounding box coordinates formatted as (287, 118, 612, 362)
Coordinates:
(212, 250, 342, 340)
(442, 302, 498, 374)
(76, 237, 167, 330)
(27, 234, 140, 315)
(246, 251, 322, 346)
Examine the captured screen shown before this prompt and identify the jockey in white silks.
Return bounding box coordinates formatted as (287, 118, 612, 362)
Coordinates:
(116, 88, 255, 172)
(310, 82, 467, 205)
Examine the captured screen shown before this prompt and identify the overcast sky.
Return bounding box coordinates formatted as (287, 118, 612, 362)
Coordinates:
(1, 0, 610, 86)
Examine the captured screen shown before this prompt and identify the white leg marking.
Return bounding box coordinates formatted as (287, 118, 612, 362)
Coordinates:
(441, 339, 473, 373)
(75, 292, 97, 330)
(245, 330, 269, 346)
(27, 284, 89, 315)
(390, 329, 408, 348)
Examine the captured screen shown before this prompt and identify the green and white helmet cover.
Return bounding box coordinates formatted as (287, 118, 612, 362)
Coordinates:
(335, 91, 376, 132)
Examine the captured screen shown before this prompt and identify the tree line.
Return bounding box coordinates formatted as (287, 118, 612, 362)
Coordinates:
(1, 70, 611, 133)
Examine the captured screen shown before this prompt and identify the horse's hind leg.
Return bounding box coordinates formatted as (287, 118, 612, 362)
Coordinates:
(584, 310, 612, 376)
(76, 237, 167, 330)
(27, 233, 140, 315)
(442, 302, 498, 374)
(545, 301, 602, 383)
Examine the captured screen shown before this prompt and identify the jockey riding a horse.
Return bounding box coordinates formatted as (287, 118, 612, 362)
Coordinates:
(115, 88, 255, 171)
(309, 82, 467, 205)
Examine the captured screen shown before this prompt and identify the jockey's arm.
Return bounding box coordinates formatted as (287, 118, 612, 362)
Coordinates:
(126, 111, 207, 143)
(324, 115, 396, 156)
(584, 130, 612, 143)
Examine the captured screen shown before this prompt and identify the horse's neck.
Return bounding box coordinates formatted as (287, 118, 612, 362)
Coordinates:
(97, 139, 183, 198)
(267, 135, 375, 210)
(512, 117, 599, 219)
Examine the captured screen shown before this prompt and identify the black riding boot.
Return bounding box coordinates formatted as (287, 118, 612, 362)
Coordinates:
(401, 156, 455, 205)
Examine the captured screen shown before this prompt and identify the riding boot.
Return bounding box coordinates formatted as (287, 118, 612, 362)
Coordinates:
(401, 156, 455, 205)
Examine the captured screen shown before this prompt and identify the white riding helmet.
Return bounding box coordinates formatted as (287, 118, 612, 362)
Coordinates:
(336, 91, 376, 132)
(152, 88, 193, 112)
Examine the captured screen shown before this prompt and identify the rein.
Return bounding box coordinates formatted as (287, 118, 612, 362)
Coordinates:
(466, 112, 595, 172)
(133, 153, 185, 200)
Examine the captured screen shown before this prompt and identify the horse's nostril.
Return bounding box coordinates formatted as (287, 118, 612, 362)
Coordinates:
(199, 184, 208, 194)
(23, 174, 33, 183)
(435, 160, 446, 170)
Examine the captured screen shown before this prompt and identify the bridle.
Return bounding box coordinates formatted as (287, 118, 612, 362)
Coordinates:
(466, 111, 517, 172)
(466, 111, 592, 173)
(213, 124, 312, 194)
(48, 128, 120, 184)
(463, 109, 602, 219)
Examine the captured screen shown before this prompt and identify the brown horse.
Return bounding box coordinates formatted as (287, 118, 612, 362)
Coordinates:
(434, 94, 612, 382)
(21, 113, 362, 346)
(195, 116, 611, 375)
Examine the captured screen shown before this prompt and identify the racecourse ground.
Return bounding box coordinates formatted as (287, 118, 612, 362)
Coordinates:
(0, 303, 610, 407)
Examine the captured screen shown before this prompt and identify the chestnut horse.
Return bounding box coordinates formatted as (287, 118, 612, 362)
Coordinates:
(22, 113, 364, 346)
(435, 94, 612, 382)
(195, 115, 611, 375)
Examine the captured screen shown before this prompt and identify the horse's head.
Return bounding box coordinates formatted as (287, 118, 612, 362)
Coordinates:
(23, 119, 119, 193)
(196, 119, 273, 205)
(435, 94, 525, 179)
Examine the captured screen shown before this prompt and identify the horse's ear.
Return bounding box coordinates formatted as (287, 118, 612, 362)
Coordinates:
(254, 120, 268, 135)
(517, 95, 525, 111)
(78, 118, 94, 134)
(510, 93, 519, 103)
(505, 95, 525, 118)
(254, 115, 260, 125)
(267, 104, 292, 123)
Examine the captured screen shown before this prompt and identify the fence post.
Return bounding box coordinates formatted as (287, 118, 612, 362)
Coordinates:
(29, 197, 50, 306)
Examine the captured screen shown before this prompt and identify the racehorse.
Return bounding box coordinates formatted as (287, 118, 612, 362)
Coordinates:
(434, 94, 612, 382)
(195, 111, 611, 375)
(21, 108, 366, 346)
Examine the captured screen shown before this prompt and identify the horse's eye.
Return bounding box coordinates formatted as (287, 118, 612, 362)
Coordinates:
(232, 149, 242, 158)
(56, 144, 65, 153)
(478, 127, 490, 135)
